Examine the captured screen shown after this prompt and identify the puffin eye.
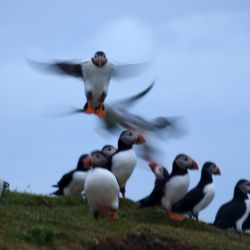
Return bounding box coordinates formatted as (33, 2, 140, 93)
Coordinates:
(108, 148, 111, 151)
(129, 132, 132, 136)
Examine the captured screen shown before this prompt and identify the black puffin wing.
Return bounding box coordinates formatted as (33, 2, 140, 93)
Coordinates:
(115, 82, 154, 108)
(56, 170, 74, 189)
(29, 60, 83, 78)
(112, 61, 150, 79)
(172, 187, 204, 213)
(139, 179, 166, 207)
(214, 200, 246, 229)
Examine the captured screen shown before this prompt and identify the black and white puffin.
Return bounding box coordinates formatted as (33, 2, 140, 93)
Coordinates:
(84, 150, 120, 219)
(214, 179, 250, 232)
(162, 154, 199, 221)
(138, 162, 169, 207)
(101, 144, 117, 159)
(51, 154, 91, 196)
(172, 162, 221, 220)
(30, 51, 148, 118)
(109, 130, 145, 198)
(0, 177, 9, 198)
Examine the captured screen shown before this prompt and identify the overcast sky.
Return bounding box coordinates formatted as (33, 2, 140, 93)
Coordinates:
(1, 0, 250, 222)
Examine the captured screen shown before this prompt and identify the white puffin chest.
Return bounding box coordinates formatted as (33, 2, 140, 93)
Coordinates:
(162, 174, 190, 209)
(63, 171, 87, 195)
(111, 149, 137, 187)
(84, 168, 119, 215)
(193, 183, 215, 215)
(236, 199, 250, 232)
(81, 62, 113, 95)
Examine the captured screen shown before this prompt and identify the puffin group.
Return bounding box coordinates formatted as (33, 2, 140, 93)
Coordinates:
(0, 51, 249, 234)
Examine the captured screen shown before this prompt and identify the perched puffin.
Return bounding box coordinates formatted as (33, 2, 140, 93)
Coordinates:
(172, 162, 221, 220)
(84, 151, 120, 219)
(30, 51, 148, 118)
(51, 154, 91, 196)
(138, 162, 169, 207)
(101, 144, 117, 159)
(109, 130, 145, 198)
(214, 179, 250, 232)
(0, 177, 9, 198)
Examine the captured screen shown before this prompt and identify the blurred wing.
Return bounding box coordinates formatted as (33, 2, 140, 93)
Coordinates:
(112, 61, 151, 79)
(28, 60, 83, 78)
(115, 81, 154, 108)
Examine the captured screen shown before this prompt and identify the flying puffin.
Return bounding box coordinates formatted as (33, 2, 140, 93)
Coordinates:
(214, 179, 250, 232)
(30, 51, 149, 118)
(138, 162, 169, 208)
(108, 130, 145, 198)
(0, 177, 9, 198)
(51, 154, 92, 196)
(172, 162, 221, 220)
(84, 150, 120, 219)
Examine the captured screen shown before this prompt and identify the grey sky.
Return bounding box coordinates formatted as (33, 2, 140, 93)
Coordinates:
(1, 0, 250, 222)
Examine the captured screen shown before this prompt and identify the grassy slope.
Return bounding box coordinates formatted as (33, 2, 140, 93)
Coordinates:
(0, 191, 249, 250)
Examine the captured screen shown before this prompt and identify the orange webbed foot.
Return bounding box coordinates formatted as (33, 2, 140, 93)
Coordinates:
(95, 108, 106, 119)
(84, 106, 95, 114)
(109, 211, 118, 220)
(167, 210, 185, 221)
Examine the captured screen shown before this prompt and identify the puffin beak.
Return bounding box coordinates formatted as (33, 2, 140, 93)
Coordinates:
(83, 156, 93, 169)
(136, 134, 146, 144)
(188, 161, 199, 170)
(149, 162, 158, 172)
(214, 166, 221, 175)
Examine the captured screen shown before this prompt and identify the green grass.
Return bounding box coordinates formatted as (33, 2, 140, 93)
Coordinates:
(0, 191, 250, 250)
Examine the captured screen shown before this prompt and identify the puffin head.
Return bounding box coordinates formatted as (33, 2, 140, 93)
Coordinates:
(92, 51, 107, 67)
(119, 130, 146, 146)
(101, 145, 117, 158)
(149, 162, 169, 179)
(174, 154, 199, 170)
(203, 162, 221, 175)
(236, 179, 250, 195)
(76, 154, 92, 171)
(90, 150, 108, 168)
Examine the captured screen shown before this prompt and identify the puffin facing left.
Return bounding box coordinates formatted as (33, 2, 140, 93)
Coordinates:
(84, 151, 120, 220)
(30, 51, 149, 118)
(51, 154, 91, 196)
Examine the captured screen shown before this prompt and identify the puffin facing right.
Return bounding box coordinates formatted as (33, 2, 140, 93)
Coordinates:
(138, 154, 198, 221)
(172, 161, 221, 220)
(214, 179, 250, 232)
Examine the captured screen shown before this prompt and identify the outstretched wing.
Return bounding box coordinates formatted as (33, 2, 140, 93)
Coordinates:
(28, 60, 83, 78)
(112, 61, 151, 79)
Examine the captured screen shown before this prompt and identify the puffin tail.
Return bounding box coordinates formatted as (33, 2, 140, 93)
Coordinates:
(52, 184, 58, 188)
(50, 189, 63, 196)
(138, 196, 153, 208)
(3, 181, 9, 189)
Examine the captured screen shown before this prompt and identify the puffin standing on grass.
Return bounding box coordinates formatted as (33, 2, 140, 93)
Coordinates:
(138, 154, 198, 221)
(51, 154, 91, 196)
(84, 151, 120, 219)
(214, 179, 250, 232)
(138, 162, 169, 207)
(30, 51, 149, 118)
(109, 130, 146, 198)
(162, 154, 199, 221)
(172, 162, 221, 220)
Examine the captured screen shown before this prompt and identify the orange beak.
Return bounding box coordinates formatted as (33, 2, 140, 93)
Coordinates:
(83, 156, 93, 169)
(149, 162, 158, 171)
(188, 161, 199, 170)
(215, 166, 221, 175)
(136, 134, 146, 144)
